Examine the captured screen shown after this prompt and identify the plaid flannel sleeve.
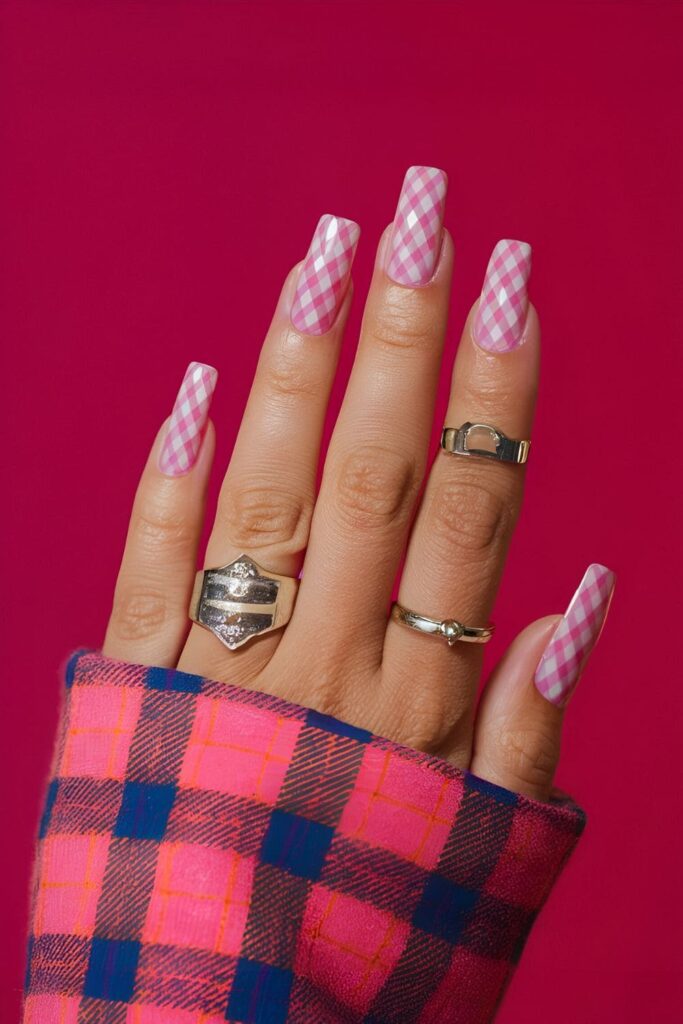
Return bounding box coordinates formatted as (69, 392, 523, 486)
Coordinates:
(23, 649, 585, 1024)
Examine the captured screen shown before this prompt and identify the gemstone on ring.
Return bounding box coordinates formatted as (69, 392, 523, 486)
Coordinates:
(390, 602, 494, 646)
(440, 619, 464, 645)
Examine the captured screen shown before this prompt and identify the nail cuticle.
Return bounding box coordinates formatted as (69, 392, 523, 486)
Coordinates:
(470, 303, 533, 354)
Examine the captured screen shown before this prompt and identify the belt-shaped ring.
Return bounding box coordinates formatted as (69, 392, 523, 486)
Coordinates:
(441, 422, 530, 464)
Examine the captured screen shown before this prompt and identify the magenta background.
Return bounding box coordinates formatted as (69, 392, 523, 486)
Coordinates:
(1, 2, 681, 1020)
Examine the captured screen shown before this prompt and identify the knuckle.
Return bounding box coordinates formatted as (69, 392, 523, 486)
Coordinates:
(265, 336, 327, 402)
(265, 655, 346, 717)
(458, 378, 517, 416)
(133, 499, 195, 552)
(369, 294, 439, 354)
(334, 444, 418, 531)
(391, 674, 471, 753)
(491, 721, 560, 793)
(220, 483, 312, 552)
(428, 475, 517, 558)
(109, 586, 170, 641)
(400, 704, 461, 754)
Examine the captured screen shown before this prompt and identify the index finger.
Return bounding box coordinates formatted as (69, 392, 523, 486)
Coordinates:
(383, 240, 537, 760)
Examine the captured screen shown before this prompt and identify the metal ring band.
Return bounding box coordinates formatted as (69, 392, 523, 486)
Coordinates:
(390, 602, 494, 646)
(441, 422, 530, 465)
(189, 553, 299, 651)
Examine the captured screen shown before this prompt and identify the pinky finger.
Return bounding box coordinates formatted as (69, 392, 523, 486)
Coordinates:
(470, 564, 616, 801)
(103, 361, 217, 667)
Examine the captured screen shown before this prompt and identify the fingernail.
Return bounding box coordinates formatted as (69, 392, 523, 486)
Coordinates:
(473, 239, 532, 352)
(158, 361, 218, 477)
(535, 563, 616, 707)
(386, 165, 448, 286)
(290, 214, 360, 336)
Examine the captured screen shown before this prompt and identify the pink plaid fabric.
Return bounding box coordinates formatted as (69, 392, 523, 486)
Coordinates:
(24, 651, 586, 1023)
(473, 240, 532, 352)
(535, 563, 616, 706)
(142, 842, 254, 954)
(33, 835, 111, 938)
(386, 166, 448, 286)
(158, 362, 217, 477)
(290, 214, 360, 336)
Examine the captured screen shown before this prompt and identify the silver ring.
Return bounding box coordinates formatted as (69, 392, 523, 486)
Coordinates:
(441, 422, 530, 464)
(391, 602, 494, 646)
(189, 553, 299, 650)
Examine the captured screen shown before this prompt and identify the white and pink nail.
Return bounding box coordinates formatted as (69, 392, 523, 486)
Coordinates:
(290, 214, 360, 336)
(473, 239, 532, 352)
(535, 564, 616, 707)
(158, 361, 217, 477)
(386, 165, 448, 286)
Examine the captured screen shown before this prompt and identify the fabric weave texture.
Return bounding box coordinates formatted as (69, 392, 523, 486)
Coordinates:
(23, 650, 585, 1024)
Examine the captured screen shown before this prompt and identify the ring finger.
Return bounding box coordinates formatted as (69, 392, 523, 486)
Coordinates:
(383, 239, 538, 762)
(178, 213, 360, 683)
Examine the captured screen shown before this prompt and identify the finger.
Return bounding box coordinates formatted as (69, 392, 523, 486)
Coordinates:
(470, 564, 616, 800)
(104, 361, 217, 666)
(178, 214, 359, 683)
(384, 240, 536, 761)
(280, 167, 451, 699)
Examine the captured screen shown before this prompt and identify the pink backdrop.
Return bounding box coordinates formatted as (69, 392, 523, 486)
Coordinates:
(1, 3, 681, 1020)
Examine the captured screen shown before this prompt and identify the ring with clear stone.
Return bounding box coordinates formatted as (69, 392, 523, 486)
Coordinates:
(390, 602, 495, 646)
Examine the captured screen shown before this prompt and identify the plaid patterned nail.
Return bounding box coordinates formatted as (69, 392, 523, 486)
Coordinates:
(535, 564, 616, 706)
(158, 362, 217, 477)
(386, 165, 448, 286)
(290, 214, 360, 336)
(473, 239, 532, 352)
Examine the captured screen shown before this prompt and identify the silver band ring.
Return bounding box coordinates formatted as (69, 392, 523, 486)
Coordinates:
(189, 553, 299, 650)
(391, 602, 494, 646)
(441, 422, 530, 465)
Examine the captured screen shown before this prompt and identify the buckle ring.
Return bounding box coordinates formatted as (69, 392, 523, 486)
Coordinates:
(440, 422, 530, 465)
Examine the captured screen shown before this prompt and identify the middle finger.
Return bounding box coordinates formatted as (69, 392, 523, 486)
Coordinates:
(281, 166, 451, 680)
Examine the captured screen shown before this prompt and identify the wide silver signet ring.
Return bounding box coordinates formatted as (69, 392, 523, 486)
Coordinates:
(189, 553, 299, 651)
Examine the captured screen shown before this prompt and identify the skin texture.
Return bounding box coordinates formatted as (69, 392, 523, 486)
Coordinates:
(104, 222, 569, 802)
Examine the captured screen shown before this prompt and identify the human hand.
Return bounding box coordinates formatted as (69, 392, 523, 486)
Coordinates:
(102, 166, 614, 804)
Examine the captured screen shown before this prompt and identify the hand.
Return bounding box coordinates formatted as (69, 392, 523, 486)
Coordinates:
(102, 166, 614, 803)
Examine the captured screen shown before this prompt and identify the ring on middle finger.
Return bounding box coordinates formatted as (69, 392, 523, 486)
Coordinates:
(440, 421, 530, 464)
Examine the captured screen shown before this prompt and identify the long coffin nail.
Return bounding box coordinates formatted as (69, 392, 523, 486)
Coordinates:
(386, 165, 448, 286)
(473, 239, 532, 352)
(290, 214, 360, 336)
(535, 564, 616, 707)
(158, 361, 218, 477)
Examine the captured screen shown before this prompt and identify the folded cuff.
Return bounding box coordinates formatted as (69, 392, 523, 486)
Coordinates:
(24, 650, 585, 1024)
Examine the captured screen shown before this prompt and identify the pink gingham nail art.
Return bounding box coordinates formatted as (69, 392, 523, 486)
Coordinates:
(473, 239, 532, 352)
(386, 165, 448, 286)
(535, 564, 616, 707)
(290, 214, 360, 336)
(158, 361, 217, 477)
